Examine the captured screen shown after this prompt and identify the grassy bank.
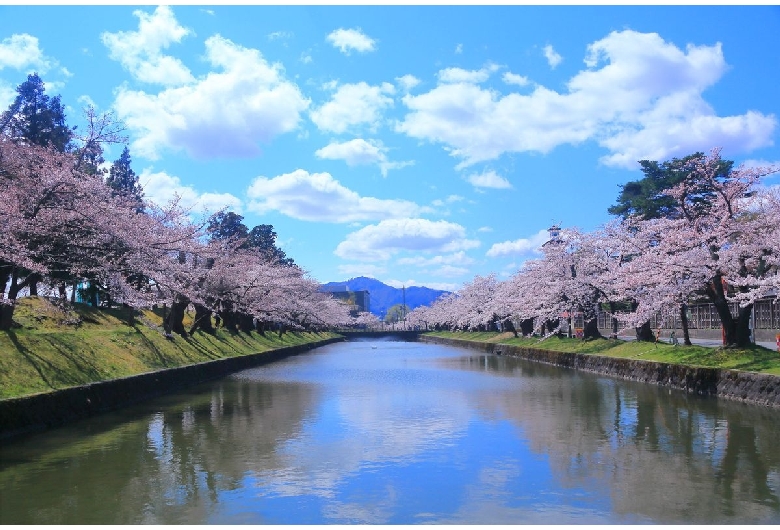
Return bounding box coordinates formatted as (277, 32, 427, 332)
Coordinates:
(423, 330, 780, 375)
(0, 297, 340, 400)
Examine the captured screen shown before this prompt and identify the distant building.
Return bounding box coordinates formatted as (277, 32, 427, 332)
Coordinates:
(542, 224, 563, 248)
(320, 286, 370, 316)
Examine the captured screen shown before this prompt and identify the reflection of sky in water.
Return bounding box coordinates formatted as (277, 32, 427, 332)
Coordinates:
(218, 341, 634, 524)
(217, 418, 629, 525)
(4, 339, 780, 524)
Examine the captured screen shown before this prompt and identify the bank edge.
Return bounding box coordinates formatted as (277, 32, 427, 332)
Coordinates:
(420, 335, 780, 409)
(0, 336, 345, 441)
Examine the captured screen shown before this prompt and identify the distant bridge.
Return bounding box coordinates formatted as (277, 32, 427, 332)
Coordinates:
(336, 330, 421, 341)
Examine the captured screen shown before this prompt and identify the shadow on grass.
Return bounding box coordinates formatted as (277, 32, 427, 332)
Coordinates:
(7, 331, 56, 390)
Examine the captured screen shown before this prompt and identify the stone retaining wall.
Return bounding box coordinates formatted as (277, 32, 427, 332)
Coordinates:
(420, 335, 780, 408)
(0, 337, 344, 440)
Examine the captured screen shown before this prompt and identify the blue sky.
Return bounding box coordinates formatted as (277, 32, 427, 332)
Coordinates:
(1, 4, 779, 291)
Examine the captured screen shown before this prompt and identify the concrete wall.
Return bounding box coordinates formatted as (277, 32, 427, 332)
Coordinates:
(0, 337, 344, 440)
(420, 335, 780, 409)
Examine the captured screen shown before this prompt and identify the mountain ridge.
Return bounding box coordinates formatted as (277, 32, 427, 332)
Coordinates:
(320, 277, 450, 319)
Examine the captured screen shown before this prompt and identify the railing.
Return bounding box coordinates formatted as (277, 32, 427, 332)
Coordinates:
(596, 298, 778, 330)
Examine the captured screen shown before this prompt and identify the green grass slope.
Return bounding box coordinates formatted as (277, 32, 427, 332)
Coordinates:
(0, 297, 339, 400)
(423, 331, 780, 375)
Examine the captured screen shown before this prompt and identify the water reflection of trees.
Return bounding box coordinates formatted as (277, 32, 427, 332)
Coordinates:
(0, 379, 318, 524)
(459, 355, 780, 523)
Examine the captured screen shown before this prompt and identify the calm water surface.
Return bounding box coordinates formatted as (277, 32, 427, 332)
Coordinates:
(2, 338, 780, 524)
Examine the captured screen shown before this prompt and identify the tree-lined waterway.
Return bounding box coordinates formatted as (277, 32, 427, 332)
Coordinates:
(2, 338, 780, 524)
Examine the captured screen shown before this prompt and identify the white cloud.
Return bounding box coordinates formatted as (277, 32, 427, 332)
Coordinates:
(438, 64, 499, 84)
(433, 264, 471, 278)
(0, 34, 50, 72)
(430, 195, 464, 207)
(139, 168, 242, 214)
(455, 44, 463, 55)
(397, 251, 475, 268)
(396, 74, 420, 92)
(543, 44, 562, 69)
(337, 263, 388, 278)
(486, 229, 549, 257)
(326, 28, 376, 54)
(335, 218, 480, 262)
(101, 5, 194, 86)
(0, 84, 16, 109)
(315, 138, 413, 177)
(310, 81, 394, 134)
(246, 169, 420, 223)
(0, 34, 54, 108)
(268, 31, 293, 41)
(113, 34, 310, 160)
(397, 30, 776, 170)
(466, 170, 513, 189)
(502, 72, 530, 86)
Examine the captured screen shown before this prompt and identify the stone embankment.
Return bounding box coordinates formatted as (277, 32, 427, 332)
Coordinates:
(0, 337, 344, 440)
(421, 335, 780, 408)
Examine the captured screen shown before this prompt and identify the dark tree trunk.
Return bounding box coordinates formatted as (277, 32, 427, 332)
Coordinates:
(635, 321, 654, 342)
(189, 303, 215, 335)
(165, 295, 189, 337)
(680, 303, 692, 346)
(28, 273, 41, 297)
(503, 318, 518, 337)
(88, 280, 99, 307)
(220, 309, 239, 333)
(0, 263, 10, 295)
(704, 273, 750, 347)
(238, 313, 254, 334)
(736, 303, 754, 347)
(125, 303, 135, 326)
(0, 303, 14, 331)
(519, 318, 534, 336)
(583, 317, 602, 340)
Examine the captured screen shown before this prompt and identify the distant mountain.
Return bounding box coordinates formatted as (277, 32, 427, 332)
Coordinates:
(320, 277, 450, 319)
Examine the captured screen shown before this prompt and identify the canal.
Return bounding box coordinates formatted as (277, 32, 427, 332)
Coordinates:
(2, 338, 780, 524)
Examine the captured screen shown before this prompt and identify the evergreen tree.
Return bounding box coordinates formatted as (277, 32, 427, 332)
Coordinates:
(0, 73, 72, 151)
(207, 211, 249, 241)
(246, 224, 295, 267)
(608, 153, 732, 221)
(107, 146, 143, 207)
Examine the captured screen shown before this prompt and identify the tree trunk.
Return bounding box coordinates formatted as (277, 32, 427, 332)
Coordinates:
(735, 303, 754, 347)
(165, 294, 189, 337)
(680, 303, 692, 346)
(503, 318, 518, 337)
(220, 309, 238, 333)
(705, 274, 740, 346)
(28, 273, 40, 297)
(189, 303, 214, 335)
(583, 317, 602, 340)
(635, 321, 654, 342)
(238, 312, 254, 334)
(0, 303, 14, 331)
(0, 263, 10, 295)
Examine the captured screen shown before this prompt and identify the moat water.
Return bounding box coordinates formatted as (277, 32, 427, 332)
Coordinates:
(2, 338, 780, 524)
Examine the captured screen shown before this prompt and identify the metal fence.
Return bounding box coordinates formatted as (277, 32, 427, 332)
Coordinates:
(597, 298, 778, 331)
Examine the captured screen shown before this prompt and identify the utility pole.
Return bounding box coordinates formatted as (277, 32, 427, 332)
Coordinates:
(402, 285, 406, 330)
